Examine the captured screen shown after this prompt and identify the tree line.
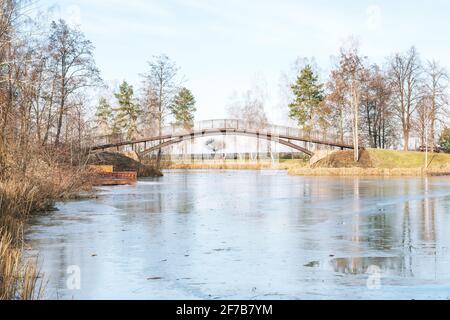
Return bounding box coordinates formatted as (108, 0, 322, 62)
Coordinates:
(95, 57, 197, 141)
(1, 0, 450, 179)
(288, 42, 450, 160)
(94, 55, 197, 168)
(0, 0, 197, 175)
(0, 0, 104, 176)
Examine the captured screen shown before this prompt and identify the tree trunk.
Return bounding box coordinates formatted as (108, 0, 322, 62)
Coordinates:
(55, 101, 64, 146)
(156, 82, 163, 170)
(256, 135, 260, 163)
(339, 108, 344, 144)
(403, 128, 410, 151)
(431, 118, 436, 152)
(55, 78, 65, 146)
(351, 82, 360, 162)
(156, 115, 162, 170)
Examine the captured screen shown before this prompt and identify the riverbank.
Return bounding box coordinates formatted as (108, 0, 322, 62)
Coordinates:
(1, 148, 166, 299)
(290, 149, 450, 176)
(162, 159, 308, 171)
(90, 151, 163, 177)
(313, 149, 450, 169)
(0, 157, 92, 300)
(288, 167, 450, 177)
(162, 149, 450, 177)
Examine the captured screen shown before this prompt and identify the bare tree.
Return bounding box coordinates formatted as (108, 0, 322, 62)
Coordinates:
(359, 65, 394, 148)
(388, 47, 422, 151)
(141, 54, 179, 169)
(336, 42, 365, 161)
(0, 0, 21, 175)
(415, 94, 433, 150)
(205, 138, 226, 160)
(139, 84, 159, 137)
(324, 67, 348, 144)
(228, 87, 268, 161)
(422, 60, 449, 150)
(47, 19, 101, 146)
(229, 90, 268, 125)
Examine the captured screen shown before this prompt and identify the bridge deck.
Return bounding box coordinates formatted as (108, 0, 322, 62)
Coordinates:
(89, 119, 354, 153)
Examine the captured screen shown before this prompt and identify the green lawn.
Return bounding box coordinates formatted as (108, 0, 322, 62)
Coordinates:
(368, 149, 450, 169)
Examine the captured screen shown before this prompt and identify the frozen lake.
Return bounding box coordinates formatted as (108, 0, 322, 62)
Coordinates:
(26, 170, 450, 300)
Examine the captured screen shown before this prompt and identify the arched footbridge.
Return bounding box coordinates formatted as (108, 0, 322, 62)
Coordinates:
(89, 119, 354, 157)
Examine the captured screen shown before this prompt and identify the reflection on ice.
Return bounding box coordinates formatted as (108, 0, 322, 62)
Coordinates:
(330, 257, 404, 275)
(25, 171, 450, 300)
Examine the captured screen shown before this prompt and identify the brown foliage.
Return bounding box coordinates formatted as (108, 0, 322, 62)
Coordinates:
(0, 148, 91, 300)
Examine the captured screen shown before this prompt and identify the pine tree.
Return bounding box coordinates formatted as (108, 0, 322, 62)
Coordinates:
(95, 97, 112, 134)
(289, 65, 324, 132)
(114, 81, 141, 140)
(170, 87, 196, 129)
(439, 128, 450, 153)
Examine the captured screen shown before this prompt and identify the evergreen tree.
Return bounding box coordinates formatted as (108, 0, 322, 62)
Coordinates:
(95, 97, 112, 133)
(170, 87, 197, 128)
(114, 81, 141, 139)
(439, 128, 450, 153)
(289, 65, 325, 131)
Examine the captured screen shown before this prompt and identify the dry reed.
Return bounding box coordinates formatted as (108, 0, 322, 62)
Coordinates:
(162, 159, 308, 171)
(0, 154, 90, 300)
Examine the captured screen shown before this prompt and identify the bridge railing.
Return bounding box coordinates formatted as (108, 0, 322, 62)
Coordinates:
(193, 119, 353, 146)
(90, 119, 353, 148)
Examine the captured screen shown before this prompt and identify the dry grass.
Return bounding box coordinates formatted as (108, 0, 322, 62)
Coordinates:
(163, 152, 449, 177)
(0, 232, 44, 300)
(0, 180, 44, 300)
(162, 159, 308, 171)
(0, 153, 91, 300)
(312, 150, 373, 168)
(288, 167, 450, 177)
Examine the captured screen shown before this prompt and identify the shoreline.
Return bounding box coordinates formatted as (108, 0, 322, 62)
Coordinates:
(288, 167, 450, 177)
(160, 159, 307, 171)
(0, 165, 94, 300)
(161, 161, 450, 177)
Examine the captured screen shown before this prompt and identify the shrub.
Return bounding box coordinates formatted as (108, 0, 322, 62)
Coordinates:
(1, 149, 90, 300)
(439, 128, 450, 153)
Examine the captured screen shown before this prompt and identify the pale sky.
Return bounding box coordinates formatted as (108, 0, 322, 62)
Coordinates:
(39, 0, 450, 124)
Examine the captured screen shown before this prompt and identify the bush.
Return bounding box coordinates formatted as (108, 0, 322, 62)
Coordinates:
(1, 148, 91, 300)
(439, 128, 450, 153)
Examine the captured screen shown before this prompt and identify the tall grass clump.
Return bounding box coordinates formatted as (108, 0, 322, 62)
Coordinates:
(0, 148, 91, 300)
(0, 180, 45, 300)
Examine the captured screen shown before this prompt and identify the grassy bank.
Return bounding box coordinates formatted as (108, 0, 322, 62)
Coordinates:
(0, 156, 91, 300)
(368, 149, 450, 169)
(288, 167, 450, 177)
(162, 159, 309, 171)
(290, 149, 450, 177)
(162, 150, 450, 177)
